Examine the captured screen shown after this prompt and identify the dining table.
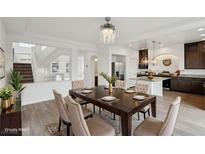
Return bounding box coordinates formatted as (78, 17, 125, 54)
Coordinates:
(69, 86, 156, 136)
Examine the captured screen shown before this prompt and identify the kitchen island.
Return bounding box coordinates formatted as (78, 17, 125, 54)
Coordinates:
(129, 76, 170, 96)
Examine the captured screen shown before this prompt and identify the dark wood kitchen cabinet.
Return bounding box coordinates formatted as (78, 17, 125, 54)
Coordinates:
(171, 76, 205, 94)
(185, 41, 205, 69)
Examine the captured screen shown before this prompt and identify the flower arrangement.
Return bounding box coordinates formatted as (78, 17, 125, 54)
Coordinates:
(0, 86, 13, 100)
(100, 72, 117, 84)
(100, 72, 117, 93)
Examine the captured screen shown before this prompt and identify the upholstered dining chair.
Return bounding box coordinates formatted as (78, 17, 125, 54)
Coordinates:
(65, 96, 115, 136)
(72, 80, 89, 106)
(72, 80, 93, 110)
(133, 96, 181, 136)
(72, 80, 98, 114)
(135, 82, 151, 120)
(115, 80, 125, 89)
(53, 90, 92, 135)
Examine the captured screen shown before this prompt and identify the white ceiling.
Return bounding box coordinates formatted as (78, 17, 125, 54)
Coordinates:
(2, 17, 205, 49)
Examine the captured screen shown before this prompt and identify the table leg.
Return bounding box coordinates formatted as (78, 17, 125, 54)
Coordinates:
(120, 114, 132, 136)
(151, 99, 156, 117)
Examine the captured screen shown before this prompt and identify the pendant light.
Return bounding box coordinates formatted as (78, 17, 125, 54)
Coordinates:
(100, 17, 116, 44)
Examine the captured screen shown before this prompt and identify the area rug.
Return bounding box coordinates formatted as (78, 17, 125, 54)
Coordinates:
(46, 109, 142, 136)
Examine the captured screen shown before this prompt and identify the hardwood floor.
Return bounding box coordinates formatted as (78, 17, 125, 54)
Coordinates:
(21, 90, 205, 136)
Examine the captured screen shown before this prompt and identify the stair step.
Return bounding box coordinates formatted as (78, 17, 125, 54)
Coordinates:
(13, 63, 34, 83)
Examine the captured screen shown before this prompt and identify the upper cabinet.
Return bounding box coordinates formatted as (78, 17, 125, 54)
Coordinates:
(138, 49, 148, 69)
(185, 41, 205, 69)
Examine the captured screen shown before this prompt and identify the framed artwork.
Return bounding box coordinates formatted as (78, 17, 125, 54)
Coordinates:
(0, 48, 5, 79)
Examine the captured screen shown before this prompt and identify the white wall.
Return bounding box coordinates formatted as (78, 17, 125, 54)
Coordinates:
(21, 81, 71, 105)
(0, 19, 7, 88)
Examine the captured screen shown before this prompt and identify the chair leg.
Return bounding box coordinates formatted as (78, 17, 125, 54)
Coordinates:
(99, 107, 101, 115)
(143, 112, 146, 119)
(58, 117, 61, 132)
(137, 112, 140, 120)
(66, 125, 70, 136)
(148, 109, 150, 116)
(113, 113, 116, 120)
(93, 105, 95, 114)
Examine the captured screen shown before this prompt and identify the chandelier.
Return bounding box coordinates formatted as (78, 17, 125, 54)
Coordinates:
(100, 17, 116, 44)
(142, 41, 158, 66)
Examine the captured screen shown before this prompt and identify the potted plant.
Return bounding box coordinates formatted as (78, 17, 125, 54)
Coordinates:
(0, 86, 13, 109)
(9, 69, 25, 100)
(100, 72, 117, 93)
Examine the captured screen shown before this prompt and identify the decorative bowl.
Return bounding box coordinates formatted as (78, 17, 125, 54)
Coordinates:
(147, 75, 154, 80)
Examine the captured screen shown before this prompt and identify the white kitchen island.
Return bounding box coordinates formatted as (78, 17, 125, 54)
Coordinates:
(129, 76, 170, 96)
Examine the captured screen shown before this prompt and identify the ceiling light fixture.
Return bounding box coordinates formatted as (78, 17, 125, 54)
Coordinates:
(200, 34, 205, 37)
(142, 41, 158, 66)
(201, 38, 205, 41)
(198, 28, 204, 31)
(100, 17, 116, 44)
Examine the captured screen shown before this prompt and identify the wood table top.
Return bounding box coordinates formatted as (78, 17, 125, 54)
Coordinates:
(69, 86, 156, 116)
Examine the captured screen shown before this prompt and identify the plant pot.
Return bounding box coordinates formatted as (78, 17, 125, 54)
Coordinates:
(109, 83, 113, 93)
(1, 99, 11, 109)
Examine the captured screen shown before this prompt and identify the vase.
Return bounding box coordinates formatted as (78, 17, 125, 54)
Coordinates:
(1, 99, 11, 109)
(10, 97, 15, 105)
(109, 83, 113, 93)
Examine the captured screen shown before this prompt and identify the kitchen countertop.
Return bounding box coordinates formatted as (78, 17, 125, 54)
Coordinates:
(174, 74, 205, 79)
(129, 76, 170, 82)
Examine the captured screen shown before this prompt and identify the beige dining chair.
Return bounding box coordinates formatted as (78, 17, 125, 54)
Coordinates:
(65, 96, 115, 136)
(135, 82, 151, 120)
(72, 80, 98, 114)
(133, 96, 181, 136)
(53, 90, 92, 135)
(115, 80, 125, 89)
(72, 80, 89, 106)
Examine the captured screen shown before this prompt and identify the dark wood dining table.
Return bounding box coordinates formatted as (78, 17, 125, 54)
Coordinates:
(69, 86, 156, 136)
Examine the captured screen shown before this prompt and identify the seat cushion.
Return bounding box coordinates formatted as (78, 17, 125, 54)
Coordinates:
(133, 117, 163, 136)
(82, 107, 93, 118)
(86, 117, 115, 136)
(75, 98, 89, 105)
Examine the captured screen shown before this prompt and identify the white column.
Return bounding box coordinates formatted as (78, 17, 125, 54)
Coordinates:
(97, 46, 111, 85)
(71, 48, 79, 81)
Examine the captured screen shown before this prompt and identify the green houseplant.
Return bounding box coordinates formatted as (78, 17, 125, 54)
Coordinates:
(100, 72, 117, 93)
(0, 86, 13, 109)
(9, 69, 25, 98)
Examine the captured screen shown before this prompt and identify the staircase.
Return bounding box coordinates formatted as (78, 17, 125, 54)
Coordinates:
(13, 63, 34, 83)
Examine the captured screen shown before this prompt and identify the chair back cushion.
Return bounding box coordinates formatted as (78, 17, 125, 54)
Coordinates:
(53, 90, 70, 122)
(135, 82, 150, 94)
(158, 96, 181, 136)
(115, 80, 125, 89)
(72, 80, 85, 89)
(65, 96, 91, 136)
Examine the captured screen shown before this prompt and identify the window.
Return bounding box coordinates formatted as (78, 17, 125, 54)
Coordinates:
(52, 62, 59, 73)
(66, 62, 70, 73)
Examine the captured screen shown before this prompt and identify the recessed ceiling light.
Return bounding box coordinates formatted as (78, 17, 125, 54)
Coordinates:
(128, 44, 132, 47)
(201, 38, 205, 41)
(200, 34, 205, 37)
(198, 28, 204, 31)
